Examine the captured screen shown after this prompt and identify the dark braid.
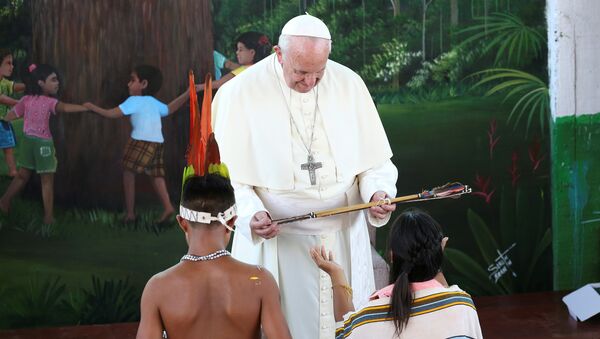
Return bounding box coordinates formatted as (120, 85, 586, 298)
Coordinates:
(387, 208, 444, 335)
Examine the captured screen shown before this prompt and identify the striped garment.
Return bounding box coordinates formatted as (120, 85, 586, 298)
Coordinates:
(335, 285, 483, 339)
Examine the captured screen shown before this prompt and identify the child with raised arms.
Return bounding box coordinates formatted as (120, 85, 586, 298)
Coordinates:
(84, 65, 199, 223)
(0, 63, 88, 224)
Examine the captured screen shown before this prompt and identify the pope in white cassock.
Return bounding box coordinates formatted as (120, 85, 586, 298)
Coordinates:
(212, 14, 398, 339)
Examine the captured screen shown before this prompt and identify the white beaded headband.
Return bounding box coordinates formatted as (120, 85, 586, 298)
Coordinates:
(179, 204, 236, 231)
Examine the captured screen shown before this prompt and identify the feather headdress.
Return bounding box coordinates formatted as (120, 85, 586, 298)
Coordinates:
(179, 71, 234, 228)
(182, 71, 229, 189)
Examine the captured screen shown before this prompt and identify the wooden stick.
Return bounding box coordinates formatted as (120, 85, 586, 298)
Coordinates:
(314, 193, 421, 218)
(273, 193, 422, 224)
(272, 183, 470, 225)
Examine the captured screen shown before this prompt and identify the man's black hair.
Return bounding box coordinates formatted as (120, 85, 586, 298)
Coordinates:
(181, 174, 235, 225)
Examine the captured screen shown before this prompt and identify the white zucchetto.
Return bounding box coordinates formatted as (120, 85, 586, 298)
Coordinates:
(281, 14, 331, 40)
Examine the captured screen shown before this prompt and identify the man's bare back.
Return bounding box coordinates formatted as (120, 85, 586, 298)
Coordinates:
(137, 256, 290, 339)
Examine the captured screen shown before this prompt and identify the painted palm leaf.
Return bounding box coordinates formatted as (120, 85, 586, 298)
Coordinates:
(456, 12, 545, 67)
(473, 68, 549, 135)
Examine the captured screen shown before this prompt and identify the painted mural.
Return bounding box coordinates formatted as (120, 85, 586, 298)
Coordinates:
(0, 0, 551, 330)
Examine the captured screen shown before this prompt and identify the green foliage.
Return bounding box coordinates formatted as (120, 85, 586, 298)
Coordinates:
(75, 276, 140, 324)
(2, 275, 66, 328)
(1, 201, 175, 237)
(444, 248, 504, 295)
(456, 12, 545, 67)
(360, 39, 421, 83)
(0, 0, 30, 80)
(466, 209, 500, 265)
(212, 1, 548, 93)
(472, 68, 549, 135)
(213, 0, 409, 74)
(60, 291, 86, 325)
(445, 187, 551, 295)
(371, 83, 484, 104)
(66, 208, 176, 235)
(0, 275, 141, 328)
(0, 199, 57, 238)
(407, 45, 480, 89)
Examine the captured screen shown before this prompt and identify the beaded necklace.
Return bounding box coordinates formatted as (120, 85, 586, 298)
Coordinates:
(180, 249, 230, 262)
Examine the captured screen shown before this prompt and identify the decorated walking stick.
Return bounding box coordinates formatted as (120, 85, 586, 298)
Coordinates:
(272, 182, 471, 224)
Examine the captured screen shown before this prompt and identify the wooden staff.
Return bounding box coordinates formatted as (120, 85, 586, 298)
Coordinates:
(272, 182, 471, 225)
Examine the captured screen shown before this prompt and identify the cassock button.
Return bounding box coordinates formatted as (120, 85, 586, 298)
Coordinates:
(303, 98, 309, 103)
(321, 312, 327, 316)
(321, 325, 328, 329)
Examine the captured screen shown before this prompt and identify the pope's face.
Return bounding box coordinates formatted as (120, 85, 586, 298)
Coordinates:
(275, 38, 329, 93)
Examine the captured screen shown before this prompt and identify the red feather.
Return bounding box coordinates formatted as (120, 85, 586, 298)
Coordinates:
(186, 71, 213, 176)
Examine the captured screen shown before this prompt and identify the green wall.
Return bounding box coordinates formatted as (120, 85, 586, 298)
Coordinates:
(552, 113, 600, 289)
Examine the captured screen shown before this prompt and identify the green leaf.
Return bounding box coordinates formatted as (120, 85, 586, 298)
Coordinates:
(523, 228, 552, 289)
(467, 209, 500, 266)
(456, 13, 545, 66)
(445, 248, 505, 295)
(499, 186, 516, 248)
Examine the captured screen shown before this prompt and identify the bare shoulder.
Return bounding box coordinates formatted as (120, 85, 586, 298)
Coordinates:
(143, 264, 182, 293)
(229, 261, 278, 290)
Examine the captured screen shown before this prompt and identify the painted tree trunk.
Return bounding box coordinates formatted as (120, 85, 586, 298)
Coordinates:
(390, 0, 400, 17)
(422, 0, 429, 60)
(450, 0, 459, 26)
(30, 0, 213, 208)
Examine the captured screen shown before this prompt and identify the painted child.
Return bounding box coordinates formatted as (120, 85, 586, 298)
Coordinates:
(0, 49, 26, 176)
(0, 64, 88, 224)
(200, 32, 272, 90)
(84, 65, 197, 223)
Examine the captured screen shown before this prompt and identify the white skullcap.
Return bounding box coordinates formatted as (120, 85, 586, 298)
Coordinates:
(281, 14, 331, 40)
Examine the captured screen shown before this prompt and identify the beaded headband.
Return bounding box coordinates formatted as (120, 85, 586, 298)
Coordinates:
(179, 204, 236, 231)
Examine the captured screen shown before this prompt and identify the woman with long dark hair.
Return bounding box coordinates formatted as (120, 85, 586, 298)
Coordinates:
(311, 208, 482, 338)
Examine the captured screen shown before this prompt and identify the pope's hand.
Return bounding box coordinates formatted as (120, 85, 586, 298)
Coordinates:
(250, 211, 281, 239)
(369, 190, 396, 219)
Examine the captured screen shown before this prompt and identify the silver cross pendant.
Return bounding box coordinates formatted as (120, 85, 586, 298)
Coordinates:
(300, 154, 323, 186)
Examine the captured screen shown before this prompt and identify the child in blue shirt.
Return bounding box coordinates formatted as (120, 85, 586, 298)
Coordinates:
(85, 65, 199, 223)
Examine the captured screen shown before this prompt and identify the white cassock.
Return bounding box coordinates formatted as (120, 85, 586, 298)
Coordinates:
(213, 54, 398, 339)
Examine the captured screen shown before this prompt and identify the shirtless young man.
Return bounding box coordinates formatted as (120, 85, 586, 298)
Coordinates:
(136, 174, 291, 339)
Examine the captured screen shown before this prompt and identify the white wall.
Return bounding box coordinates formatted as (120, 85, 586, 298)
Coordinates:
(548, 0, 600, 119)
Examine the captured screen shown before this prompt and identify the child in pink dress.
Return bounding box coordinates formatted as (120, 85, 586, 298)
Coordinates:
(0, 64, 88, 224)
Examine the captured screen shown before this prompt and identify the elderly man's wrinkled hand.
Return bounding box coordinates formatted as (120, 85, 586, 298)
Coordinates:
(250, 211, 281, 239)
(369, 190, 396, 219)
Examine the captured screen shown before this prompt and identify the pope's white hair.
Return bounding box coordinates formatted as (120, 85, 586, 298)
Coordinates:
(278, 34, 332, 57)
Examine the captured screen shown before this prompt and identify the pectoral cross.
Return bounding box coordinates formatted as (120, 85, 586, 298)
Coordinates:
(301, 154, 322, 186)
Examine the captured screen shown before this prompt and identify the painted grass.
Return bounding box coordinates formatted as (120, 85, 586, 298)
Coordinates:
(0, 198, 187, 328)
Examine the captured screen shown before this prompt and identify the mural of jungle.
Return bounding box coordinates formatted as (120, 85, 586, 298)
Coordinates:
(0, 0, 550, 329)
